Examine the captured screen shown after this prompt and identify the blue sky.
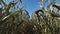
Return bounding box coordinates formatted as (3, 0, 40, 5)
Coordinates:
(22, 0, 40, 17)
(4, 0, 60, 17)
(22, 0, 60, 17)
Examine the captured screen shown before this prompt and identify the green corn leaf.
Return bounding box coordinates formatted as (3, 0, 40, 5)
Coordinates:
(2, 11, 20, 22)
(4, 1, 18, 11)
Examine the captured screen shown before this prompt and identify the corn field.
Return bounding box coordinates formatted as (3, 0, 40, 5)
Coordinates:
(0, 0, 60, 34)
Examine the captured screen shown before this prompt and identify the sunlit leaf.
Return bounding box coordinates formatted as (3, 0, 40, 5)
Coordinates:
(50, 5, 53, 13)
(2, 11, 20, 22)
